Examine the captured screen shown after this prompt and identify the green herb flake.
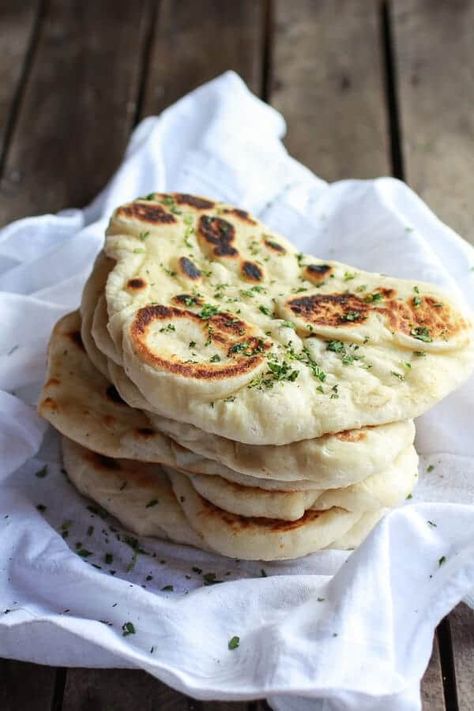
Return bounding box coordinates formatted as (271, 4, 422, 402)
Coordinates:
(259, 305, 273, 317)
(122, 621, 136, 637)
(138, 231, 150, 241)
(364, 292, 383, 303)
(192, 566, 202, 574)
(427, 521, 437, 528)
(188, 341, 197, 349)
(105, 553, 113, 565)
(438, 556, 446, 567)
(413, 350, 426, 357)
(406, 493, 413, 500)
(260, 569, 267, 577)
(133, 248, 145, 254)
(342, 310, 361, 322)
(210, 354, 221, 363)
(343, 271, 356, 281)
(228, 635, 240, 650)
(146, 499, 159, 508)
(199, 304, 219, 319)
(391, 371, 405, 382)
(35, 466, 48, 479)
(161, 585, 174, 592)
(77, 547, 93, 558)
(36, 504, 47, 513)
(427, 464, 435, 473)
(410, 326, 432, 343)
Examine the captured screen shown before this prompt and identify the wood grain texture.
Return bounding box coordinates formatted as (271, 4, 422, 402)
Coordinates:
(0, 0, 39, 158)
(449, 603, 474, 711)
(141, 0, 264, 117)
(392, 0, 474, 243)
(0, 659, 57, 711)
(61, 668, 251, 711)
(421, 635, 445, 711)
(270, 0, 389, 180)
(0, 0, 153, 226)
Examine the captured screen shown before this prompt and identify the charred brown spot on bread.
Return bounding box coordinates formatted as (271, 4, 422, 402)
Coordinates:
(130, 305, 268, 380)
(117, 202, 177, 224)
(241, 260, 264, 282)
(334, 429, 367, 442)
(67, 330, 85, 351)
(45, 377, 60, 388)
(264, 238, 286, 253)
(222, 207, 256, 224)
(172, 293, 203, 307)
(198, 495, 333, 531)
(135, 427, 156, 438)
(127, 277, 146, 290)
(288, 293, 370, 327)
(380, 295, 468, 341)
(106, 385, 126, 405)
(178, 257, 201, 280)
(174, 194, 214, 209)
(304, 264, 334, 284)
(40, 397, 58, 411)
(198, 215, 238, 258)
(88, 452, 121, 470)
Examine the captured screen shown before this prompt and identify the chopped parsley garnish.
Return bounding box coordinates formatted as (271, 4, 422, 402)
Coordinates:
(427, 521, 437, 528)
(279, 320, 296, 330)
(228, 636, 240, 650)
(160, 195, 182, 215)
(342, 310, 361, 322)
(364, 292, 383, 303)
(228, 339, 265, 357)
(203, 572, 223, 585)
(159, 323, 176, 333)
(180, 295, 199, 307)
(76, 547, 93, 558)
(413, 296, 422, 308)
(145, 499, 159, 508)
(133, 248, 145, 254)
(192, 566, 202, 574)
(224, 395, 236, 403)
(343, 271, 356, 281)
(210, 354, 221, 362)
(160, 263, 177, 277)
(122, 621, 136, 636)
(438, 556, 446, 567)
(413, 350, 426, 357)
(391, 371, 405, 382)
(105, 553, 113, 565)
(199, 304, 219, 319)
(330, 384, 339, 399)
(36, 504, 47, 513)
(260, 569, 267, 577)
(259, 305, 273, 317)
(35, 466, 48, 478)
(188, 341, 196, 348)
(410, 326, 432, 343)
(427, 464, 435, 473)
(138, 231, 150, 241)
(326, 340, 363, 367)
(326, 340, 344, 353)
(161, 585, 174, 592)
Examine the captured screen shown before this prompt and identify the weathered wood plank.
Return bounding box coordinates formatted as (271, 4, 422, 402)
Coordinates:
(141, 0, 264, 116)
(449, 603, 474, 711)
(0, 0, 153, 226)
(61, 668, 251, 710)
(421, 634, 445, 711)
(392, 0, 474, 244)
(0, 0, 40, 159)
(270, 0, 389, 180)
(0, 659, 58, 711)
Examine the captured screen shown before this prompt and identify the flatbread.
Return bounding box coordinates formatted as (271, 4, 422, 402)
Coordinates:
(101, 193, 474, 444)
(40, 311, 415, 491)
(184, 445, 418, 521)
(61, 437, 205, 547)
(167, 468, 363, 560)
(80, 251, 115, 379)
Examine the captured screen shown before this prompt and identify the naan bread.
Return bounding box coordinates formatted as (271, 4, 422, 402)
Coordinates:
(41, 311, 415, 491)
(102, 193, 474, 444)
(61, 437, 204, 547)
(184, 445, 418, 521)
(80, 251, 115, 379)
(167, 468, 364, 560)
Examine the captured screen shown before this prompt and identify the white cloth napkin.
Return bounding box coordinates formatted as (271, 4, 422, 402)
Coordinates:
(0, 72, 473, 711)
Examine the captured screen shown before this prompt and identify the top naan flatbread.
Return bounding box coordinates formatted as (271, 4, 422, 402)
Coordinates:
(103, 193, 474, 444)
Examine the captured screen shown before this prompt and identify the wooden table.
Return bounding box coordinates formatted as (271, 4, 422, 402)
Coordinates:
(0, 1, 473, 709)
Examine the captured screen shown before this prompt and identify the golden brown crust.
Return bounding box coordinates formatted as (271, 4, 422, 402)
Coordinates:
(197, 215, 238, 258)
(116, 202, 177, 225)
(130, 304, 270, 380)
(287, 293, 370, 327)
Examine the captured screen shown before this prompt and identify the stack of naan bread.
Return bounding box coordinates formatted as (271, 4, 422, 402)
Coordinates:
(39, 193, 474, 560)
